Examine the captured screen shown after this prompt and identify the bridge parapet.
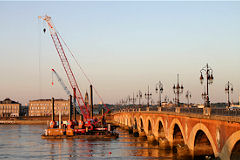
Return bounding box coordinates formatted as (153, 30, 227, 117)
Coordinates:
(113, 107, 240, 123)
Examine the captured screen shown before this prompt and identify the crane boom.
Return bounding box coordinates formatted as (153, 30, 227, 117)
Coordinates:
(39, 15, 90, 119)
(52, 68, 71, 96)
(52, 68, 81, 114)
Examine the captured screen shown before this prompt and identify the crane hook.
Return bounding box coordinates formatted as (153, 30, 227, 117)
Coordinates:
(43, 28, 46, 33)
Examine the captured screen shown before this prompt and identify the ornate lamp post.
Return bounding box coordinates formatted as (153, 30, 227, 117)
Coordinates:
(136, 90, 142, 106)
(164, 95, 169, 103)
(156, 81, 163, 107)
(126, 96, 131, 106)
(145, 86, 152, 107)
(185, 90, 191, 107)
(225, 81, 233, 108)
(200, 63, 214, 107)
(201, 87, 207, 106)
(173, 74, 184, 107)
(150, 99, 154, 106)
(120, 99, 124, 106)
(129, 92, 137, 106)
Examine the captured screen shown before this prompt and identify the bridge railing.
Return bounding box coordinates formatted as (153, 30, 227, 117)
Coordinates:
(211, 108, 240, 117)
(149, 107, 158, 111)
(161, 107, 176, 112)
(180, 107, 203, 114)
(113, 106, 240, 120)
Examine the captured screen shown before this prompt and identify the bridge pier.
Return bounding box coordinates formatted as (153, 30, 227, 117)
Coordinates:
(128, 127, 133, 134)
(158, 138, 171, 150)
(176, 144, 192, 159)
(120, 124, 129, 130)
(139, 129, 146, 137)
(147, 134, 156, 143)
(133, 129, 139, 137)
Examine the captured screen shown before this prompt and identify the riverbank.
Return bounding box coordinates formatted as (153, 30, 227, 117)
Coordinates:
(0, 114, 114, 125)
(0, 120, 47, 125)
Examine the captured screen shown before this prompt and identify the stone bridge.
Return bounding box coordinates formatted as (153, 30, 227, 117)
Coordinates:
(113, 109, 240, 160)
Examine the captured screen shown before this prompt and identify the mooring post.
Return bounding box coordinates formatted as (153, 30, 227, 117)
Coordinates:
(59, 111, 62, 129)
(90, 85, 93, 119)
(69, 95, 72, 121)
(51, 97, 55, 121)
(101, 108, 104, 116)
(73, 88, 76, 121)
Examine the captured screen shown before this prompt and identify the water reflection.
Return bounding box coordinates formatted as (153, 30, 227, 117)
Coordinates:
(0, 125, 173, 159)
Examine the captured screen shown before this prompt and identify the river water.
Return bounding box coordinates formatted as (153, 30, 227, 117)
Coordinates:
(0, 125, 175, 159)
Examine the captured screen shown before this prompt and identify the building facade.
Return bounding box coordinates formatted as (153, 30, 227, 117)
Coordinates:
(0, 98, 21, 117)
(29, 99, 70, 116)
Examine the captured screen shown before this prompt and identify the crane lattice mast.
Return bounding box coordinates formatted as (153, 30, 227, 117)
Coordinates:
(52, 68, 71, 96)
(51, 68, 81, 114)
(39, 15, 90, 119)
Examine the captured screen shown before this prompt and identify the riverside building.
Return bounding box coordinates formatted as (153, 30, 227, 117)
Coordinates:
(29, 99, 70, 116)
(0, 98, 21, 117)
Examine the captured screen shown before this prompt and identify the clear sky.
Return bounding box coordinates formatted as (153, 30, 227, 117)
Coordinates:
(0, 1, 240, 105)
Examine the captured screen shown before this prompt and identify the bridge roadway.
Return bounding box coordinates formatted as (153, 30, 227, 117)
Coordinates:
(112, 107, 240, 160)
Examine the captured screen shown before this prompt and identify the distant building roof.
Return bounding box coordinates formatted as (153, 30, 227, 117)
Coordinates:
(0, 98, 20, 104)
(29, 99, 68, 102)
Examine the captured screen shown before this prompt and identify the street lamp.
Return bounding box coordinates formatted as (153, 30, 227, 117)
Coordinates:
(120, 99, 124, 106)
(126, 96, 131, 106)
(136, 90, 143, 106)
(200, 63, 214, 107)
(173, 74, 184, 107)
(150, 99, 154, 106)
(201, 86, 207, 106)
(185, 90, 191, 107)
(129, 92, 137, 106)
(225, 81, 233, 108)
(156, 81, 164, 107)
(164, 95, 169, 103)
(145, 85, 152, 107)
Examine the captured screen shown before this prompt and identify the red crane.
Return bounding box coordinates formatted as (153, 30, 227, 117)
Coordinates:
(39, 15, 90, 120)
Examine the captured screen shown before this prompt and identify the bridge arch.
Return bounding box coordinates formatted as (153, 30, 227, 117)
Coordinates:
(220, 130, 240, 160)
(148, 119, 153, 135)
(129, 115, 133, 127)
(188, 123, 217, 158)
(155, 117, 165, 138)
(169, 118, 186, 145)
(129, 116, 133, 127)
(134, 117, 138, 129)
(139, 116, 144, 131)
(146, 116, 155, 135)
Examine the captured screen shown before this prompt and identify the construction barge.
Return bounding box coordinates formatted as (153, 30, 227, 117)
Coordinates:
(42, 129, 119, 139)
(42, 121, 119, 139)
(41, 96, 119, 139)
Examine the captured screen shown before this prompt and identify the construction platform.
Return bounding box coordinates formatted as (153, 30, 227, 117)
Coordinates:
(41, 132, 119, 139)
(41, 126, 119, 140)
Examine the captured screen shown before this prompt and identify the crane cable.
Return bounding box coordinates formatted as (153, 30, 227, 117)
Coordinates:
(37, 18, 43, 99)
(51, 69, 54, 86)
(57, 32, 110, 117)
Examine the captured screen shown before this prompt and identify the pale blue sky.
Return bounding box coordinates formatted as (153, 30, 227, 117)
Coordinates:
(0, 1, 240, 105)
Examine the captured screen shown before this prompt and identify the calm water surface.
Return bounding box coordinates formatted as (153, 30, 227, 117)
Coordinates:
(0, 125, 174, 159)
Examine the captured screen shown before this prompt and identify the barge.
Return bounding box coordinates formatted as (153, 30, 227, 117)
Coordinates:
(41, 96, 119, 139)
(41, 129, 119, 139)
(41, 121, 119, 139)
